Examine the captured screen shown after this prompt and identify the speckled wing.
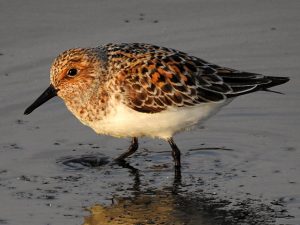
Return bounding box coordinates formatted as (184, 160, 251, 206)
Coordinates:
(107, 43, 282, 113)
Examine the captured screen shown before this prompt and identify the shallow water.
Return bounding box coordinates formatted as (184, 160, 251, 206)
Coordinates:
(1, 0, 300, 224)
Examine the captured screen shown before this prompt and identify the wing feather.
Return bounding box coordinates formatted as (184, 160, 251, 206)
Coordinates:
(106, 43, 288, 113)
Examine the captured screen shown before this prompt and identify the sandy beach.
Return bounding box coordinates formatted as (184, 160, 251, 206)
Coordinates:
(0, 0, 299, 224)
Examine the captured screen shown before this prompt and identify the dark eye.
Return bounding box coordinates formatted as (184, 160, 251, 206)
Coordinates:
(67, 68, 78, 77)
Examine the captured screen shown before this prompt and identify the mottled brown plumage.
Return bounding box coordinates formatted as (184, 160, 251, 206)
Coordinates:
(98, 43, 288, 114)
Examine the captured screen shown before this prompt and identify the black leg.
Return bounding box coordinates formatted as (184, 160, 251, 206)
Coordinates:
(167, 137, 181, 168)
(173, 167, 182, 194)
(115, 137, 139, 161)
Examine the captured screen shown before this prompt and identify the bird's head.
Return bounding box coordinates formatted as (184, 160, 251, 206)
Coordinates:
(24, 47, 107, 115)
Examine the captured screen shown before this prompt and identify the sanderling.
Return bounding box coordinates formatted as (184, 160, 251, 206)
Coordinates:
(24, 43, 289, 168)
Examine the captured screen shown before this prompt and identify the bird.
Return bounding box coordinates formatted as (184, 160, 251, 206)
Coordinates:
(24, 43, 289, 169)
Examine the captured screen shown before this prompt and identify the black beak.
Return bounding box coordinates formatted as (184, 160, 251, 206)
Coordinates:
(24, 84, 57, 115)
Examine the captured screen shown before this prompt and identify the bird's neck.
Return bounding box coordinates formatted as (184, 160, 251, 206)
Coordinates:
(64, 85, 111, 124)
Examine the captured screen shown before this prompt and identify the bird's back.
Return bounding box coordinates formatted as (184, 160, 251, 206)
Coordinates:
(103, 43, 289, 114)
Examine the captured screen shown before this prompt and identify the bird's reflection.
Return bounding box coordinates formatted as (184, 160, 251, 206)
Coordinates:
(83, 162, 183, 225)
(83, 192, 183, 225)
(60, 154, 277, 225)
(82, 162, 215, 225)
(116, 159, 182, 192)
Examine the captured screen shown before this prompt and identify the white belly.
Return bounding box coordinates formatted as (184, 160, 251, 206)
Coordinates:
(86, 101, 231, 139)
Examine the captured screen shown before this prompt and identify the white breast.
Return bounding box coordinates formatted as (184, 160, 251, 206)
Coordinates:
(86, 100, 231, 139)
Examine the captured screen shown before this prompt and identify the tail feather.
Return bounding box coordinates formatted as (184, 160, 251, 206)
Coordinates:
(218, 72, 290, 97)
(263, 76, 290, 89)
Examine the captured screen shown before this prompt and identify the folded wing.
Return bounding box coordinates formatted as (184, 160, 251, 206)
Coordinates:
(108, 43, 289, 113)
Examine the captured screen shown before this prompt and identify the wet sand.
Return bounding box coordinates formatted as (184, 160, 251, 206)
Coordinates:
(0, 0, 299, 224)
